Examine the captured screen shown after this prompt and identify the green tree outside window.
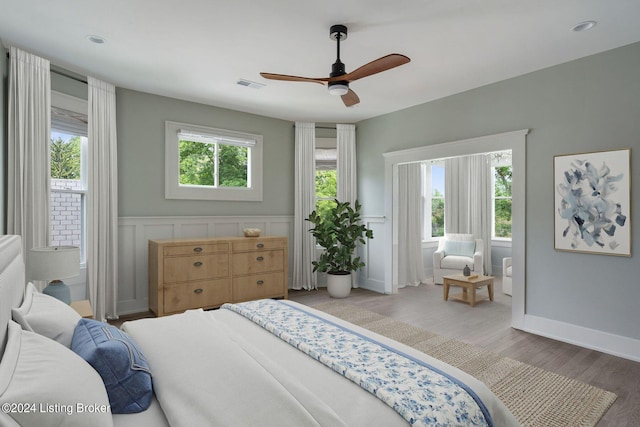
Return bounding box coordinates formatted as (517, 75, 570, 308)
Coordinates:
(494, 166, 512, 238)
(50, 136, 80, 179)
(179, 140, 248, 187)
(315, 169, 337, 223)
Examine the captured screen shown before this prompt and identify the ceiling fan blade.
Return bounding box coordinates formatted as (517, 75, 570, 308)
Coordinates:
(259, 72, 327, 85)
(330, 54, 410, 83)
(341, 89, 360, 107)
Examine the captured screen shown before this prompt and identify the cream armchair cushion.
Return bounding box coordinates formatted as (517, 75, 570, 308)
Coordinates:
(502, 257, 512, 296)
(433, 233, 483, 284)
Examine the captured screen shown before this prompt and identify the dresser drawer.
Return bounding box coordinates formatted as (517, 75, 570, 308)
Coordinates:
(232, 250, 284, 276)
(232, 238, 286, 252)
(233, 272, 285, 302)
(163, 279, 231, 314)
(164, 243, 228, 257)
(164, 254, 229, 283)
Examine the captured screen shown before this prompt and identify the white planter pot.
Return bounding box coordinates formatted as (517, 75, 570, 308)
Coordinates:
(327, 272, 352, 298)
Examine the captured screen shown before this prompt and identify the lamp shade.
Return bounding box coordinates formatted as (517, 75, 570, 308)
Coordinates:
(28, 246, 80, 281)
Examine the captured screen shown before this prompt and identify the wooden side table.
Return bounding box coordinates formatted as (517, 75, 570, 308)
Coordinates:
(70, 300, 94, 319)
(443, 274, 494, 307)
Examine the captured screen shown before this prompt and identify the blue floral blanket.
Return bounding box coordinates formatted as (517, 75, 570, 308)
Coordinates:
(222, 299, 492, 427)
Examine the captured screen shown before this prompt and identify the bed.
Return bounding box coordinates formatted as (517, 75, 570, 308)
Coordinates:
(0, 235, 519, 426)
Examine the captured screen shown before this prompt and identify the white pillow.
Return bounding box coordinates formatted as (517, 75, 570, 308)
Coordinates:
(11, 282, 81, 348)
(0, 321, 113, 427)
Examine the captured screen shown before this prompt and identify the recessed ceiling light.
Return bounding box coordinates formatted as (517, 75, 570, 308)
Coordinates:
(572, 21, 596, 32)
(86, 35, 106, 44)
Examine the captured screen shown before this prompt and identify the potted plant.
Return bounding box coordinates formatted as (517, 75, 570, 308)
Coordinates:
(306, 199, 374, 298)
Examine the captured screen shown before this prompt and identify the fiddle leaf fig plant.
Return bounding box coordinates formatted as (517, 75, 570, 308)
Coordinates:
(306, 199, 374, 274)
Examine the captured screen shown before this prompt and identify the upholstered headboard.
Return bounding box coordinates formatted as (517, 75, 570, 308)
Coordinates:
(0, 235, 26, 356)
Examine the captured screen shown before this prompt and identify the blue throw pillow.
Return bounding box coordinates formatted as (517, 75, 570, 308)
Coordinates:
(71, 319, 152, 414)
(444, 240, 475, 258)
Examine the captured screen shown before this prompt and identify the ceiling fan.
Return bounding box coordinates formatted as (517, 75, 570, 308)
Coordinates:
(260, 25, 410, 107)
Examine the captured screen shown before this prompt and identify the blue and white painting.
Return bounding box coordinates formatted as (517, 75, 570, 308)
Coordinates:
(554, 148, 631, 256)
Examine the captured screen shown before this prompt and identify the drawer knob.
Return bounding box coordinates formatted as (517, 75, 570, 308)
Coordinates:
(194, 288, 203, 294)
(257, 243, 264, 248)
(194, 261, 203, 267)
(256, 256, 264, 261)
(257, 280, 264, 285)
(193, 247, 203, 253)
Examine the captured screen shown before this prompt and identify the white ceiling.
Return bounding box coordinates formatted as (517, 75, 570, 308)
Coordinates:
(2, 0, 640, 123)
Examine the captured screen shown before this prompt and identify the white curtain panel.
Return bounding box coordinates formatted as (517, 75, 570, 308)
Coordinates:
(292, 122, 317, 290)
(336, 124, 358, 287)
(397, 163, 425, 287)
(87, 77, 119, 320)
(469, 154, 493, 275)
(444, 154, 492, 275)
(7, 47, 51, 281)
(336, 123, 356, 205)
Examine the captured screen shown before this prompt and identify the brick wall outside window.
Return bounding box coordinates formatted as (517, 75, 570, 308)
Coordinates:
(51, 178, 83, 247)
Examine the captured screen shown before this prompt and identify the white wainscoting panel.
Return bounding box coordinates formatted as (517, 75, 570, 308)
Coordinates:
(117, 216, 294, 316)
(358, 216, 386, 293)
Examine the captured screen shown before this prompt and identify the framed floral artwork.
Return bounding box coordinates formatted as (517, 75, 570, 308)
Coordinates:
(554, 148, 631, 256)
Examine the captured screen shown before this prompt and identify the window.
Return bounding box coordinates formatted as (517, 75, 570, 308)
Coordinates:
(423, 161, 445, 240)
(165, 121, 263, 201)
(50, 92, 88, 263)
(315, 139, 337, 223)
(492, 155, 512, 239)
(431, 163, 445, 238)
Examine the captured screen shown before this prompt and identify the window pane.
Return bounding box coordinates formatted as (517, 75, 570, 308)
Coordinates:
(179, 140, 215, 186)
(432, 198, 445, 237)
(431, 164, 445, 238)
(219, 144, 248, 188)
(51, 132, 81, 188)
(494, 166, 512, 197)
(50, 129, 85, 262)
(51, 191, 82, 247)
(431, 165, 445, 197)
(495, 199, 512, 238)
(315, 170, 337, 199)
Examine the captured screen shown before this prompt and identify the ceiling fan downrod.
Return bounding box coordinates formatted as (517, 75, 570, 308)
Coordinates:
(328, 24, 349, 95)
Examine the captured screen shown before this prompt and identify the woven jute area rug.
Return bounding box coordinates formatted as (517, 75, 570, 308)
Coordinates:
(312, 301, 617, 427)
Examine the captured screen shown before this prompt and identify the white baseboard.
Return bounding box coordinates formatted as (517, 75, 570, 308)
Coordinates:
(522, 314, 640, 362)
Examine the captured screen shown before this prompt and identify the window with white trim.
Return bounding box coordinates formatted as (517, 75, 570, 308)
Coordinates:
(491, 151, 512, 239)
(50, 92, 88, 263)
(422, 161, 445, 240)
(314, 138, 337, 223)
(165, 121, 263, 201)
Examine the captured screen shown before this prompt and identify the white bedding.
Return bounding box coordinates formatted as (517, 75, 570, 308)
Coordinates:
(0, 235, 517, 426)
(123, 301, 519, 426)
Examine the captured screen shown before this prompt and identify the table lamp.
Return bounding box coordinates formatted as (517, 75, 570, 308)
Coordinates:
(28, 246, 80, 304)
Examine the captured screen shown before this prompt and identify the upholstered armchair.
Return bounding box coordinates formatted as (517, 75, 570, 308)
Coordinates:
(502, 257, 512, 296)
(433, 233, 483, 284)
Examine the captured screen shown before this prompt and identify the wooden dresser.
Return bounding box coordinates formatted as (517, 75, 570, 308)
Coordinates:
(149, 236, 288, 317)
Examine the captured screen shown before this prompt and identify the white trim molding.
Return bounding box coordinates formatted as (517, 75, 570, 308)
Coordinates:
(383, 129, 529, 329)
(358, 216, 386, 293)
(165, 121, 263, 201)
(524, 314, 640, 362)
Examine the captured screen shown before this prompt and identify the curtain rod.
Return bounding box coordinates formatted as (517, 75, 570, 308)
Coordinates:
(5, 52, 88, 84)
(292, 125, 356, 130)
(51, 68, 87, 85)
(293, 125, 336, 130)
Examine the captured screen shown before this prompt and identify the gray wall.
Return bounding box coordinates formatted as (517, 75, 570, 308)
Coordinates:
(116, 89, 295, 217)
(357, 42, 640, 340)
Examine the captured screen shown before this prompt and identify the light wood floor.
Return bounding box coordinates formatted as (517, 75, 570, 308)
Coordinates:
(288, 280, 640, 427)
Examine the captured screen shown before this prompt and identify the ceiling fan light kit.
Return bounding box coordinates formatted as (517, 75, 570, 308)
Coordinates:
(328, 82, 349, 96)
(260, 24, 410, 107)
